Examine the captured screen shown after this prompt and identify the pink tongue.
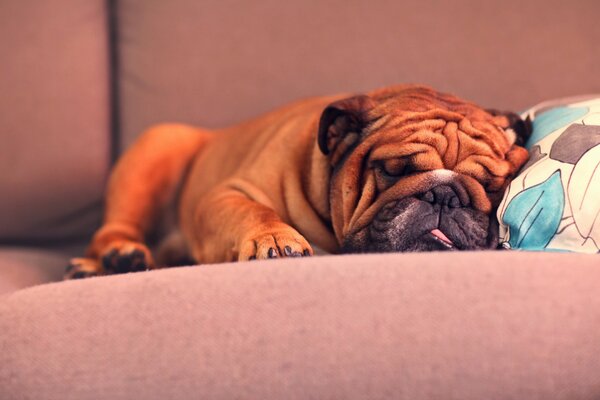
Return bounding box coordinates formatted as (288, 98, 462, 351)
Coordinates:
(430, 229, 453, 245)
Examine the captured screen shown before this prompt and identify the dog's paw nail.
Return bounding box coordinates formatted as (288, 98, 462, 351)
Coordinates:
(129, 249, 148, 271)
(101, 243, 152, 273)
(303, 249, 311, 256)
(101, 249, 118, 269)
(65, 263, 77, 273)
(238, 228, 312, 262)
(71, 271, 97, 279)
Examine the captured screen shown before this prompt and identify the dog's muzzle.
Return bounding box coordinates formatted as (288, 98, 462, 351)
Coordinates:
(342, 181, 493, 253)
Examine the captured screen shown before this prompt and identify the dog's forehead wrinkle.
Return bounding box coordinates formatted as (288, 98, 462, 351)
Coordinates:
(363, 117, 506, 169)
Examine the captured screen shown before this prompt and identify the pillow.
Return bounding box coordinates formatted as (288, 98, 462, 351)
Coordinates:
(497, 95, 600, 253)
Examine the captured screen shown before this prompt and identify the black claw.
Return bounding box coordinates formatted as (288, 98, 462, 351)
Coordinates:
(268, 248, 278, 258)
(303, 249, 311, 256)
(72, 271, 93, 279)
(284, 246, 292, 256)
(291, 251, 303, 257)
(131, 249, 144, 259)
(129, 249, 147, 272)
(101, 249, 119, 270)
(249, 255, 257, 261)
(116, 254, 132, 272)
(103, 248, 147, 273)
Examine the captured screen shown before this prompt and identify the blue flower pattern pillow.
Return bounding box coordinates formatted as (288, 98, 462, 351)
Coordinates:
(497, 95, 600, 253)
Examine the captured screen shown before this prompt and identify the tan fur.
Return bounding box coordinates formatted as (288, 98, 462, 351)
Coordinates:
(65, 85, 528, 278)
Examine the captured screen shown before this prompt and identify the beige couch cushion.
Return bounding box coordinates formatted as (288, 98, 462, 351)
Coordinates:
(0, 246, 81, 296)
(116, 0, 600, 149)
(0, 0, 110, 241)
(1, 251, 599, 399)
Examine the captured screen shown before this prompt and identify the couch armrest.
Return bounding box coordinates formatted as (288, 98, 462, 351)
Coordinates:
(1, 252, 599, 399)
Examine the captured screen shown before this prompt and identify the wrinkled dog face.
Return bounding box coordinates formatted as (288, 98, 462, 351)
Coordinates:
(318, 85, 530, 253)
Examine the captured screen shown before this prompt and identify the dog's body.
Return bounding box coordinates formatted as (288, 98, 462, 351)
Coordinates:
(66, 85, 529, 278)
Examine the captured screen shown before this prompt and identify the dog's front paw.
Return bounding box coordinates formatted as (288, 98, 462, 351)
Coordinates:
(238, 225, 313, 261)
(100, 241, 154, 274)
(65, 257, 103, 280)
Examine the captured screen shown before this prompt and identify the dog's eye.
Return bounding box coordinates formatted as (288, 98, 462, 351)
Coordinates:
(380, 159, 411, 177)
(485, 176, 507, 192)
(373, 159, 418, 191)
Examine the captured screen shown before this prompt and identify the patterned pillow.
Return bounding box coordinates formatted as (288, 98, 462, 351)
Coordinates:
(497, 95, 600, 253)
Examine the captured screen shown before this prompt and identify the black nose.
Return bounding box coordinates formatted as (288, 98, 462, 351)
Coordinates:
(420, 185, 467, 208)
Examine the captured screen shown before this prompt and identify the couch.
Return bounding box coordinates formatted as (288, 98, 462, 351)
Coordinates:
(1, 0, 599, 399)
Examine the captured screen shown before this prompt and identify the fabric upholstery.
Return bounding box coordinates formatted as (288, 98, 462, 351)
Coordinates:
(0, 246, 81, 296)
(1, 251, 599, 400)
(116, 0, 600, 150)
(0, 0, 110, 242)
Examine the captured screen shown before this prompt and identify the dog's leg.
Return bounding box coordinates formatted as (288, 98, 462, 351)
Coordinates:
(65, 124, 211, 279)
(187, 184, 314, 263)
(155, 229, 195, 267)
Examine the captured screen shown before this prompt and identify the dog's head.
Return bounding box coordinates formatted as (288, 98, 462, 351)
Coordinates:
(318, 85, 530, 252)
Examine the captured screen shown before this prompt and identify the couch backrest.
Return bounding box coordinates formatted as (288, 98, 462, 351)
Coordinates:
(116, 0, 600, 150)
(0, 0, 110, 242)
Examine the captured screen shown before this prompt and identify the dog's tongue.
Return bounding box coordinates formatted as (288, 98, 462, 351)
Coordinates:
(430, 229, 454, 246)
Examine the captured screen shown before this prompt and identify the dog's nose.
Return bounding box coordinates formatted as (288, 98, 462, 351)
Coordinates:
(420, 185, 464, 208)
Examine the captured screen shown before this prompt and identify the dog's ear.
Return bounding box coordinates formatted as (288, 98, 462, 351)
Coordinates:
(487, 109, 533, 147)
(487, 109, 532, 179)
(318, 95, 376, 160)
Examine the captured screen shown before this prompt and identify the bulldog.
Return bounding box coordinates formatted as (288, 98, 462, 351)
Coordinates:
(66, 85, 530, 279)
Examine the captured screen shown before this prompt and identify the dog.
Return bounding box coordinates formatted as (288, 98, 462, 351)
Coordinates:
(65, 84, 530, 279)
